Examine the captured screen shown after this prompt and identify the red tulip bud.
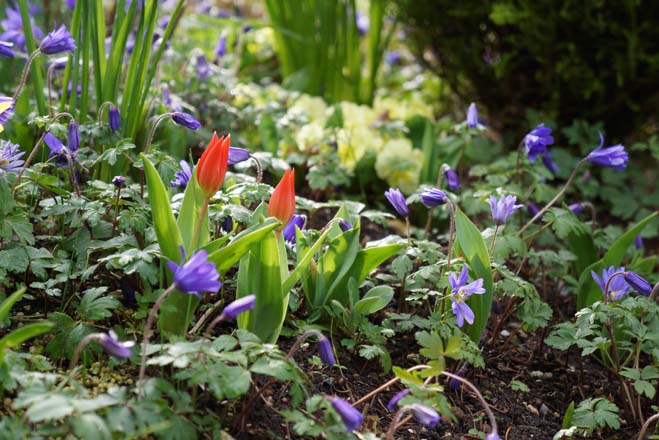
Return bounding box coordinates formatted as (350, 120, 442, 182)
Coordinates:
(268, 168, 296, 226)
(196, 132, 230, 198)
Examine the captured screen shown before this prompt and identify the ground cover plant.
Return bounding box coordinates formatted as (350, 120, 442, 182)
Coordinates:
(0, 1, 658, 439)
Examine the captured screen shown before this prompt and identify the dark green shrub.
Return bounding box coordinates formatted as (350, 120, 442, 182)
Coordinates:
(393, 0, 659, 139)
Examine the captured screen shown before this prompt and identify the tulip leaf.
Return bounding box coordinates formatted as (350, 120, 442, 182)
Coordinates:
(0, 287, 26, 324)
(0, 321, 55, 363)
(141, 154, 183, 263)
(454, 208, 493, 343)
(576, 211, 658, 309)
(206, 218, 281, 274)
(177, 172, 209, 251)
(354, 285, 394, 316)
(236, 230, 285, 343)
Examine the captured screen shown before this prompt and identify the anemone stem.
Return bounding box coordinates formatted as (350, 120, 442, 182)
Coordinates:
(519, 157, 588, 235)
(138, 283, 178, 399)
(13, 49, 41, 101)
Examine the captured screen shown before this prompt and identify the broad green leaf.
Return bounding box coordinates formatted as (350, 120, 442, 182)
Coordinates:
(176, 172, 209, 251)
(603, 211, 657, 266)
(354, 285, 394, 316)
(207, 218, 281, 274)
(283, 225, 333, 293)
(0, 321, 54, 362)
(141, 154, 183, 262)
(73, 414, 112, 440)
(236, 231, 286, 343)
(577, 211, 658, 308)
(25, 394, 74, 422)
(323, 242, 404, 310)
(0, 287, 26, 323)
(455, 208, 493, 342)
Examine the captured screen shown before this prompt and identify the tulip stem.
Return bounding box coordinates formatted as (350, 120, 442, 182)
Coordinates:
(70, 333, 103, 369)
(191, 197, 210, 250)
(13, 49, 41, 102)
(519, 158, 588, 235)
(12, 112, 75, 194)
(138, 283, 177, 400)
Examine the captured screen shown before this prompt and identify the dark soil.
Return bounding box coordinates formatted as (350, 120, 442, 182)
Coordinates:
(232, 322, 643, 440)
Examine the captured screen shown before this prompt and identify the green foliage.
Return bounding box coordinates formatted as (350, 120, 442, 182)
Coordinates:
(265, 0, 391, 105)
(0, 288, 54, 367)
(571, 398, 620, 434)
(395, 0, 659, 137)
(454, 208, 493, 342)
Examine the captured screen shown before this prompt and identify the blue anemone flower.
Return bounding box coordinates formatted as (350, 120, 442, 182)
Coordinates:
(167, 246, 222, 299)
(449, 265, 486, 327)
(587, 132, 628, 170)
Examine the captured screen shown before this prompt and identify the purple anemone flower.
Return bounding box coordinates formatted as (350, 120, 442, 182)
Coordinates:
(221, 216, 233, 233)
(40, 25, 76, 55)
(420, 188, 448, 207)
(0, 96, 14, 126)
(220, 295, 256, 319)
(167, 246, 222, 299)
(228, 147, 251, 165)
(67, 121, 80, 151)
(66, 0, 76, 10)
(568, 202, 583, 215)
(170, 160, 192, 188)
(1, 7, 44, 52)
(111, 175, 125, 187)
(99, 330, 135, 359)
(171, 111, 201, 130)
(624, 272, 652, 296)
(338, 219, 353, 232)
(449, 265, 486, 327)
(486, 433, 501, 440)
(0, 141, 25, 174)
(524, 124, 554, 162)
(109, 107, 120, 131)
(196, 53, 211, 79)
(542, 151, 560, 174)
(587, 132, 628, 170)
(214, 34, 227, 60)
(410, 404, 441, 428)
(317, 335, 335, 367)
(162, 84, 172, 106)
(384, 188, 409, 217)
(282, 214, 305, 243)
(634, 235, 643, 250)
(444, 167, 460, 190)
(45, 132, 77, 166)
(385, 50, 401, 66)
(330, 397, 363, 433)
(355, 12, 369, 35)
(489, 195, 523, 225)
(387, 389, 410, 411)
(591, 266, 631, 301)
(466, 102, 478, 128)
(0, 41, 15, 58)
